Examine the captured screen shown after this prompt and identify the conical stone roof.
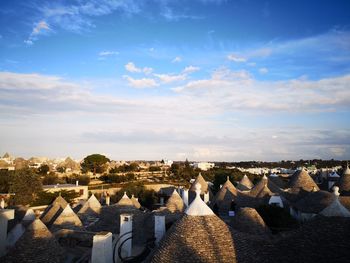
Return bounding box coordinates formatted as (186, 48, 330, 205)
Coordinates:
(78, 194, 101, 215)
(320, 198, 350, 217)
(294, 190, 334, 213)
(116, 192, 135, 207)
(51, 204, 83, 231)
(250, 176, 268, 196)
(151, 214, 237, 263)
(231, 207, 269, 235)
(338, 164, 350, 193)
(53, 195, 69, 208)
(189, 173, 210, 194)
(131, 194, 141, 209)
(320, 186, 350, 217)
(213, 177, 237, 204)
(236, 175, 254, 191)
(186, 183, 214, 216)
(256, 184, 273, 199)
(288, 169, 319, 192)
(3, 219, 65, 263)
(40, 195, 68, 226)
(166, 189, 185, 213)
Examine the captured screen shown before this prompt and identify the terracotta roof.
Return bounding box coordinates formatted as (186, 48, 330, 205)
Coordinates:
(3, 219, 65, 263)
(166, 190, 185, 213)
(231, 207, 269, 235)
(236, 175, 254, 191)
(151, 214, 237, 263)
(131, 194, 141, 209)
(116, 192, 135, 207)
(294, 190, 335, 213)
(78, 194, 101, 215)
(51, 204, 83, 231)
(338, 165, 350, 193)
(288, 169, 319, 192)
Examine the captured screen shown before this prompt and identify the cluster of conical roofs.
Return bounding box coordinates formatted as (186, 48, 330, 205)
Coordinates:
(1, 164, 350, 262)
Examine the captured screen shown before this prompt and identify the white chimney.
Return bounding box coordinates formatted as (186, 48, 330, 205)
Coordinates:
(105, 195, 110, 206)
(116, 214, 133, 261)
(0, 209, 15, 257)
(204, 192, 210, 204)
(182, 189, 189, 207)
(76, 180, 79, 186)
(154, 215, 165, 245)
(333, 186, 340, 197)
(0, 198, 5, 209)
(91, 232, 113, 263)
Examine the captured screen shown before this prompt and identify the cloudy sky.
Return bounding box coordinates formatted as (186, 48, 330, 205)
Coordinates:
(0, 0, 350, 161)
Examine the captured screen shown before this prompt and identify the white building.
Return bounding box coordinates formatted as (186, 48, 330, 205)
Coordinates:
(192, 162, 215, 171)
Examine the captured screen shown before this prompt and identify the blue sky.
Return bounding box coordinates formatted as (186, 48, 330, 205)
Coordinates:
(0, 0, 350, 161)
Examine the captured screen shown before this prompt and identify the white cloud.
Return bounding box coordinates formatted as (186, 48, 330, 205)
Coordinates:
(125, 62, 153, 75)
(1, 71, 350, 160)
(143, 67, 153, 75)
(227, 54, 247, 62)
(172, 56, 182, 63)
(259, 67, 268, 74)
(173, 67, 350, 112)
(183, 65, 200, 74)
(123, 75, 158, 88)
(32, 21, 50, 35)
(99, 51, 119, 56)
(125, 62, 141, 73)
(25, 20, 51, 45)
(154, 73, 187, 83)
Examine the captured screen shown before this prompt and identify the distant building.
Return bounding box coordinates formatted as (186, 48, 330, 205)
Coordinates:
(163, 159, 173, 166)
(192, 162, 215, 171)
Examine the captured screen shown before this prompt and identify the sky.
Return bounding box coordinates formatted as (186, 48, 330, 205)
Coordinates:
(0, 0, 350, 161)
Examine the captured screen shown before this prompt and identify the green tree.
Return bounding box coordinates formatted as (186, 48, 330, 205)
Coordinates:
(0, 169, 12, 192)
(66, 174, 90, 185)
(81, 154, 110, 174)
(38, 164, 50, 175)
(114, 182, 157, 209)
(31, 190, 80, 206)
(42, 172, 59, 185)
(9, 169, 42, 205)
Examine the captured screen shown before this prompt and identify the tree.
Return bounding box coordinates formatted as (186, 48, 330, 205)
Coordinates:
(9, 169, 42, 205)
(31, 190, 80, 206)
(81, 154, 110, 174)
(113, 182, 157, 209)
(66, 174, 90, 185)
(42, 172, 59, 185)
(0, 169, 12, 192)
(38, 164, 50, 175)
